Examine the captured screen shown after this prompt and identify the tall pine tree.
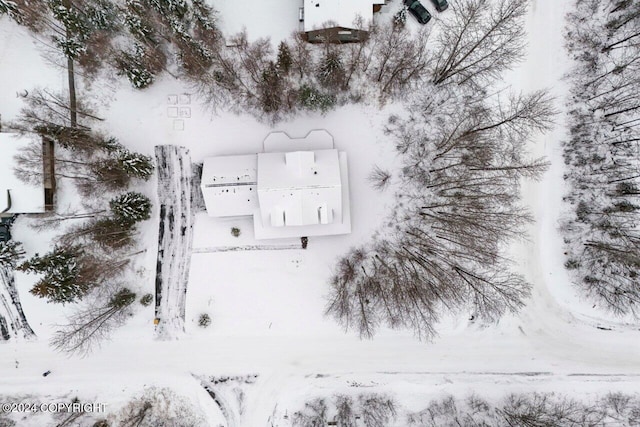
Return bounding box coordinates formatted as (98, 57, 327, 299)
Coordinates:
(109, 192, 152, 225)
(19, 246, 89, 304)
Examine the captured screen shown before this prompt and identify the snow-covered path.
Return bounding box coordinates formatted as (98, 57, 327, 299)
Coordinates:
(154, 145, 195, 339)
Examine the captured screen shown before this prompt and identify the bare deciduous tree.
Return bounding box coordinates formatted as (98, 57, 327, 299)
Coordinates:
(432, 0, 528, 87)
(327, 86, 554, 339)
(50, 288, 136, 355)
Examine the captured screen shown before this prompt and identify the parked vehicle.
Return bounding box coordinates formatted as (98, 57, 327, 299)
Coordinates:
(404, 0, 431, 24)
(430, 0, 449, 12)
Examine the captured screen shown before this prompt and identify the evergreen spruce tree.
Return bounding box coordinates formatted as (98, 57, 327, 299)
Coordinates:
(19, 246, 89, 304)
(116, 149, 154, 180)
(298, 84, 336, 113)
(318, 50, 345, 91)
(0, 241, 25, 269)
(109, 192, 152, 225)
(276, 41, 292, 74)
(48, 0, 91, 59)
(259, 61, 283, 113)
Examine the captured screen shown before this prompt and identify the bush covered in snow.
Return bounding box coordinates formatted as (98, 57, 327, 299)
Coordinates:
(407, 392, 640, 426)
(293, 393, 396, 427)
(561, 0, 640, 316)
(109, 387, 206, 427)
(140, 293, 154, 306)
(198, 313, 211, 328)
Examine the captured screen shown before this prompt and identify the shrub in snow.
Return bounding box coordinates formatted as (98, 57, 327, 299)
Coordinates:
(0, 241, 25, 269)
(0, 414, 16, 427)
(393, 7, 407, 28)
(293, 398, 328, 426)
(110, 387, 206, 427)
(198, 313, 211, 328)
(367, 165, 392, 191)
(293, 393, 396, 427)
(127, 66, 155, 89)
(230, 227, 241, 238)
(408, 392, 640, 426)
(298, 85, 335, 113)
(140, 293, 154, 307)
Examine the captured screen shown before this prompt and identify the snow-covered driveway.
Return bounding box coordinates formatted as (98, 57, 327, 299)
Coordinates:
(154, 145, 195, 339)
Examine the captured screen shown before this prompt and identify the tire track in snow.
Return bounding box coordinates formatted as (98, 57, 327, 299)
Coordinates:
(154, 145, 194, 339)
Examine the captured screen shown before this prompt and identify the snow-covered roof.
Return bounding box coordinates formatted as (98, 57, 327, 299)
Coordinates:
(254, 151, 351, 239)
(200, 131, 351, 239)
(258, 149, 341, 191)
(257, 149, 342, 228)
(263, 130, 334, 153)
(303, 0, 385, 32)
(0, 133, 45, 214)
(200, 154, 259, 217)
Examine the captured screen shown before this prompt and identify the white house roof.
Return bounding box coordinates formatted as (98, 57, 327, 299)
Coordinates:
(0, 133, 45, 214)
(303, 0, 385, 32)
(200, 131, 351, 239)
(200, 154, 259, 217)
(253, 151, 351, 239)
(257, 149, 341, 191)
(257, 149, 343, 229)
(201, 154, 257, 186)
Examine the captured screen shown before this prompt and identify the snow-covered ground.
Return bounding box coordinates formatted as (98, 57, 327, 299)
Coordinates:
(1, 0, 640, 425)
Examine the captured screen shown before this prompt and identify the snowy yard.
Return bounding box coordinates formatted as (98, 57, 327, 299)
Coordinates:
(0, 0, 640, 425)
